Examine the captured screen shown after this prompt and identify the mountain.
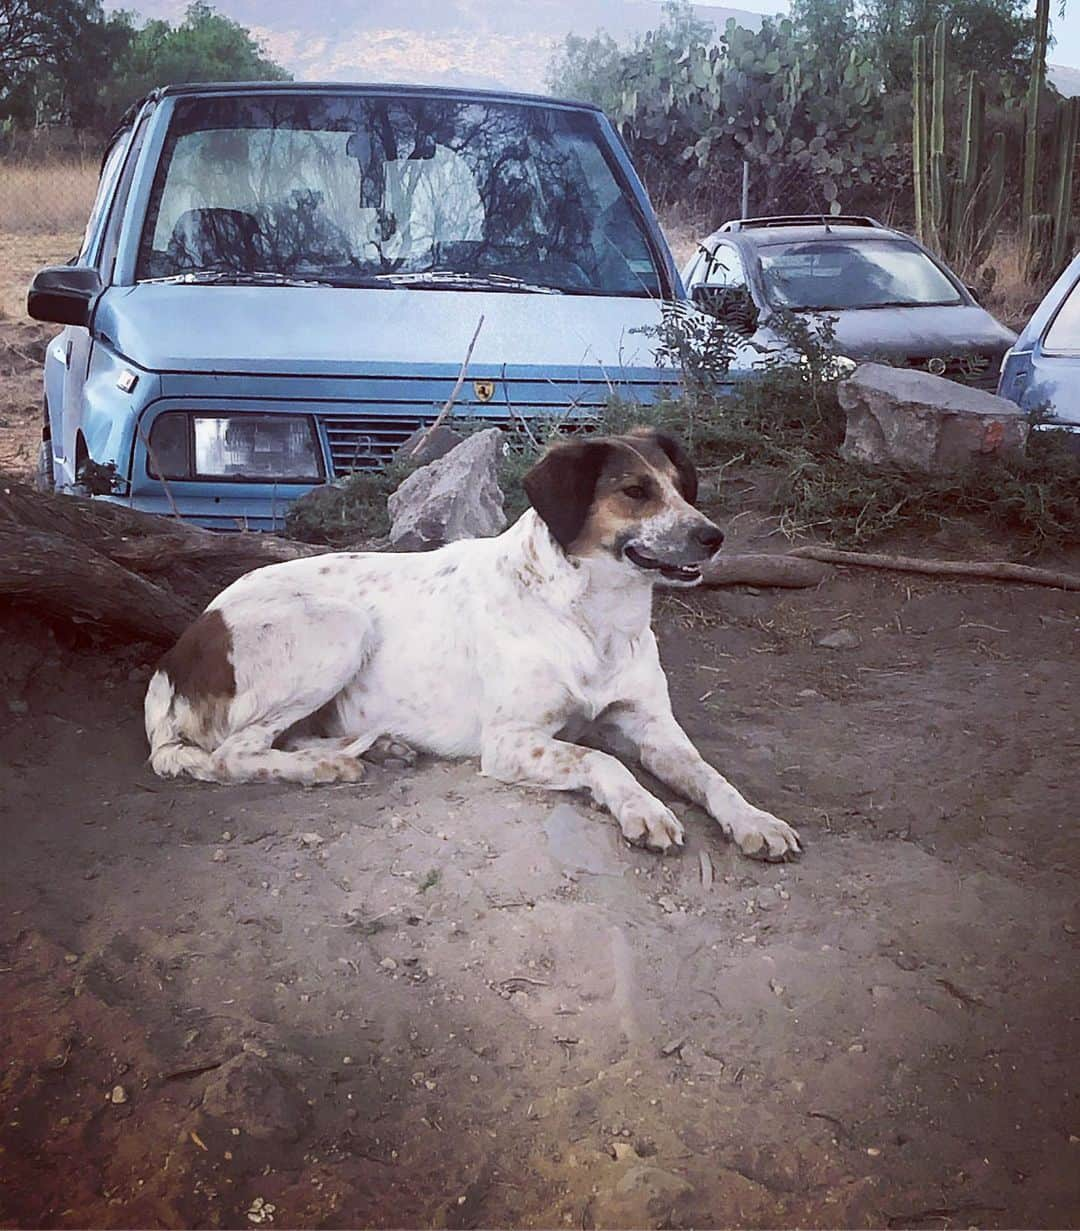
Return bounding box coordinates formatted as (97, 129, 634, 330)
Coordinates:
(104, 1, 766, 93)
(1049, 64, 1080, 97)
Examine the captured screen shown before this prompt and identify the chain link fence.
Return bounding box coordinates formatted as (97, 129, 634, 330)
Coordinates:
(0, 131, 100, 318)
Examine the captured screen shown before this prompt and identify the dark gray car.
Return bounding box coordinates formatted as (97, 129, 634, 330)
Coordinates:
(681, 215, 1016, 390)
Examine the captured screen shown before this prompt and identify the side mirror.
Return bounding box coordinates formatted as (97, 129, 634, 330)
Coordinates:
(27, 265, 103, 327)
(691, 283, 760, 335)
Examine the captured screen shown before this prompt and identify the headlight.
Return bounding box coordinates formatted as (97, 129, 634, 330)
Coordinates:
(147, 413, 323, 481)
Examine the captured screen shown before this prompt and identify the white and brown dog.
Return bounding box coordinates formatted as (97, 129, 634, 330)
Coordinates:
(145, 428, 801, 860)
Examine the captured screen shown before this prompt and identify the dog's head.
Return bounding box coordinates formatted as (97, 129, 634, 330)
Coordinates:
(522, 427, 723, 586)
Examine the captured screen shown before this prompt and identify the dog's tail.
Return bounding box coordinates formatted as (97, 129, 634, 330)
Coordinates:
(144, 669, 219, 781)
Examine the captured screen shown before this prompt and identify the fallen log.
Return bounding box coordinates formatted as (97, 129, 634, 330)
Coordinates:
(700, 553, 832, 589)
(0, 525, 197, 643)
(790, 545, 1080, 592)
(0, 480, 324, 572)
(0, 482, 329, 643)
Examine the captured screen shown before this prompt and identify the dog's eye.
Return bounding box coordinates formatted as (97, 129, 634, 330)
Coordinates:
(623, 483, 650, 500)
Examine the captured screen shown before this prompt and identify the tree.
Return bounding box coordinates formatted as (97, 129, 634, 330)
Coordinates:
(1, 1, 290, 134)
(789, 0, 860, 68)
(858, 0, 1034, 92)
(545, 30, 623, 108)
(546, 1, 715, 112)
(0, 0, 112, 119)
(104, 1, 290, 116)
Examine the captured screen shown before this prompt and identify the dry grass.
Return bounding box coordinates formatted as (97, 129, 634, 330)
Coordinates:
(0, 160, 93, 477)
(978, 231, 1042, 334)
(0, 158, 100, 237)
(659, 205, 711, 270)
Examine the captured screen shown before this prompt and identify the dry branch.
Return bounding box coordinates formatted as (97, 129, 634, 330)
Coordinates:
(791, 545, 1080, 591)
(701, 554, 832, 589)
(409, 314, 485, 458)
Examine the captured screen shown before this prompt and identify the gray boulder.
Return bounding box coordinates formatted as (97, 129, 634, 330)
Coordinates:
(393, 424, 465, 466)
(388, 428, 507, 551)
(838, 363, 1029, 473)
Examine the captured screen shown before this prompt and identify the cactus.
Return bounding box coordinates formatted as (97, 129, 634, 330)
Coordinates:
(1022, 0, 1051, 235)
(1050, 97, 1079, 279)
(911, 26, 1005, 275)
(929, 20, 948, 251)
(912, 34, 929, 245)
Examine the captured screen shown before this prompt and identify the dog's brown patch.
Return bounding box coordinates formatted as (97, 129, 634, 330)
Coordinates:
(159, 609, 236, 705)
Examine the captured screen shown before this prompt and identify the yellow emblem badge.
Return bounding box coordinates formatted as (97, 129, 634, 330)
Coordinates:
(473, 379, 496, 403)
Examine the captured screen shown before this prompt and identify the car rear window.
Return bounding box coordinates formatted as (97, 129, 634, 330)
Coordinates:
(758, 238, 963, 310)
(136, 93, 663, 297)
(1043, 278, 1080, 353)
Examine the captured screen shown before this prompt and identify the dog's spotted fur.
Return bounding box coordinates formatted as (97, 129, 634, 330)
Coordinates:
(144, 429, 801, 860)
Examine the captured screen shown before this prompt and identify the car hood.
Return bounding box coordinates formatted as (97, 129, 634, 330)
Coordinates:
(773, 305, 1016, 357)
(95, 284, 677, 376)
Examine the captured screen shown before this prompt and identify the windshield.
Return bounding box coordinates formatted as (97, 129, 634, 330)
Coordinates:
(137, 93, 663, 296)
(758, 238, 963, 310)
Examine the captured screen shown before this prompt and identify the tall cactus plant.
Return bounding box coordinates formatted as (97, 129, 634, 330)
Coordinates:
(912, 34, 929, 245)
(1050, 97, 1079, 279)
(911, 26, 1005, 274)
(929, 20, 948, 253)
(1022, 0, 1051, 237)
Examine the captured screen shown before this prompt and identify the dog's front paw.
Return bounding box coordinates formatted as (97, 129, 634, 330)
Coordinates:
(724, 809, 801, 862)
(617, 796, 685, 854)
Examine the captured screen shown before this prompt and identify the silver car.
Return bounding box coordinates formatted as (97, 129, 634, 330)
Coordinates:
(681, 215, 1016, 390)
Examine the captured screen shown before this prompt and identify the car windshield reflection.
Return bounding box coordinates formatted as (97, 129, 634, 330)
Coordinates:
(137, 94, 662, 297)
(759, 239, 963, 310)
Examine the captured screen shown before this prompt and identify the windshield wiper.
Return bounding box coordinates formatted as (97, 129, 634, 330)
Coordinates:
(140, 269, 388, 288)
(373, 270, 565, 294)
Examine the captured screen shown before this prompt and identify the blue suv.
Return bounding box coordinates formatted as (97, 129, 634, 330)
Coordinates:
(29, 82, 683, 528)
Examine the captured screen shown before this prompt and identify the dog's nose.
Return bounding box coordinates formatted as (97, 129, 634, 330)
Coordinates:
(693, 524, 725, 554)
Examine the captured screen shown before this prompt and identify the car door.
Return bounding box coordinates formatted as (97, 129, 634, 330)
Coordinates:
(49, 131, 130, 486)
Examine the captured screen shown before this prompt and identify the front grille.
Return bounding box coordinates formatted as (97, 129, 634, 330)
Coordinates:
(902, 354, 999, 392)
(321, 412, 426, 474)
(319, 411, 518, 476)
(316, 374, 677, 478)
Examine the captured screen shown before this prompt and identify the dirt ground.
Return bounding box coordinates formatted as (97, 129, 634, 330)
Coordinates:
(2, 227, 1079, 1230)
(2, 503, 1079, 1228)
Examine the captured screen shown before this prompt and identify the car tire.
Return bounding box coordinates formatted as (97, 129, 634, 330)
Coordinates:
(35, 439, 55, 493)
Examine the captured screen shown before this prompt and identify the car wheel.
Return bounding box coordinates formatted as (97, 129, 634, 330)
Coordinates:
(35, 438, 55, 493)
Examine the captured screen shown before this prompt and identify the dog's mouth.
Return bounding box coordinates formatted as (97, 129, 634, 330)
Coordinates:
(624, 544, 703, 584)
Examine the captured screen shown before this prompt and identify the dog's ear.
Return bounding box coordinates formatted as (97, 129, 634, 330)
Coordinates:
(523, 438, 612, 550)
(629, 428, 698, 504)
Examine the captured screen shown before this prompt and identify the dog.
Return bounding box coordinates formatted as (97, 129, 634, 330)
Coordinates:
(144, 428, 801, 861)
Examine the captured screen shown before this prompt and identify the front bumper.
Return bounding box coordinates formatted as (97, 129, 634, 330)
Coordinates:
(120, 367, 681, 529)
(104, 489, 312, 532)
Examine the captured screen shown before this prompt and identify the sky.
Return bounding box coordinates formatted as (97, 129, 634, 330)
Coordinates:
(105, 0, 1080, 78)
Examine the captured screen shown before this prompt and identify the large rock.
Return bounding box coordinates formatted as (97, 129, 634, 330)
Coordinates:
(387, 428, 507, 551)
(838, 363, 1029, 473)
(393, 424, 465, 466)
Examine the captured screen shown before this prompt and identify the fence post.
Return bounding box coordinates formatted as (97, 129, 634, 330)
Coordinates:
(741, 160, 750, 219)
